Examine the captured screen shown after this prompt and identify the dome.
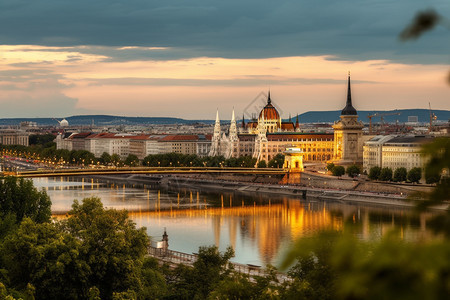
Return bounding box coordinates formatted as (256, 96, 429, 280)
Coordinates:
(259, 92, 280, 120)
(60, 119, 69, 127)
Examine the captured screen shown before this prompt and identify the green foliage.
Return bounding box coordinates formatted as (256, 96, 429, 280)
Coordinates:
(326, 163, 335, 172)
(368, 166, 381, 180)
(28, 134, 56, 146)
(99, 152, 112, 165)
(0, 196, 152, 300)
(0, 218, 87, 300)
(110, 154, 122, 166)
(70, 150, 96, 166)
(191, 246, 234, 299)
(124, 154, 140, 167)
(345, 165, 361, 178)
(425, 166, 441, 184)
(164, 245, 234, 299)
(268, 154, 285, 168)
(62, 197, 149, 299)
(407, 167, 422, 183)
(281, 231, 450, 300)
(331, 166, 345, 177)
(0, 177, 51, 224)
(140, 257, 167, 299)
(378, 167, 393, 181)
(393, 167, 407, 182)
(257, 160, 267, 168)
(142, 153, 257, 168)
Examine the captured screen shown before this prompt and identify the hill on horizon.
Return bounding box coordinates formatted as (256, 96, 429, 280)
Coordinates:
(0, 109, 448, 126)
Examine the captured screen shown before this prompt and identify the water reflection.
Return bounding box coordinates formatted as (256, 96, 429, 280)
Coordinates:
(34, 177, 435, 266)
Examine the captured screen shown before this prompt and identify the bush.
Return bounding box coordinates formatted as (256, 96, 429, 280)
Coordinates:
(393, 167, 407, 182)
(346, 165, 361, 178)
(379, 167, 393, 181)
(326, 163, 335, 172)
(407, 167, 422, 183)
(257, 160, 267, 168)
(331, 166, 345, 176)
(425, 164, 441, 184)
(368, 166, 381, 180)
(268, 154, 284, 168)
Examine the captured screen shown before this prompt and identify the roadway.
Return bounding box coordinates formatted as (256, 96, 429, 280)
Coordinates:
(3, 166, 287, 178)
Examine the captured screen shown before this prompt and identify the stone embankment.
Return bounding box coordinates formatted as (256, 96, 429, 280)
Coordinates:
(91, 171, 447, 211)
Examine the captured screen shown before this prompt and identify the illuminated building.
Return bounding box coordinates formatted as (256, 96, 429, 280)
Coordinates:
(363, 135, 434, 172)
(332, 73, 364, 165)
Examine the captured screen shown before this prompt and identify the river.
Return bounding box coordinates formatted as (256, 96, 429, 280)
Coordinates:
(33, 176, 433, 267)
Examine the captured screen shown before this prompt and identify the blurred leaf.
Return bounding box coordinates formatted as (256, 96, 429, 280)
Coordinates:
(399, 9, 441, 41)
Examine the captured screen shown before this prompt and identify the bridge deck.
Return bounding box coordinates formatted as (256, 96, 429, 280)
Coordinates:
(8, 167, 287, 178)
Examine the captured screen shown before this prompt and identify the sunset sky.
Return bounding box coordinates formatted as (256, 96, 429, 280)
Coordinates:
(0, 0, 449, 119)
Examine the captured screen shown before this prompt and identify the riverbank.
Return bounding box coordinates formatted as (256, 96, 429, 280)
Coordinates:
(88, 173, 448, 211)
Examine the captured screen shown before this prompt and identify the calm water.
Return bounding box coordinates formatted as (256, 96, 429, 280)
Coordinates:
(33, 177, 433, 266)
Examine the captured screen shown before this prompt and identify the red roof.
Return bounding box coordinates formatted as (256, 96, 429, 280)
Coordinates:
(267, 133, 334, 141)
(259, 103, 280, 120)
(281, 122, 294, 131)
(159, 135, 199, 142)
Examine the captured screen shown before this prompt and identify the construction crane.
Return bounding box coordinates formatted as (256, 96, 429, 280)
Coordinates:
(428, 102, 437, 133)
(367, 111, 401, 134)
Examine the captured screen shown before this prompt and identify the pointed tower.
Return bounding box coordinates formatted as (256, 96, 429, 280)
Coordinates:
(225, 109, 238, 158)
(332, 72, 364, 165)
(254, 113, 268, 162)
(295, 114, 300, 131)
(209, 109, 222, 156)
(229, 108, 238, 140)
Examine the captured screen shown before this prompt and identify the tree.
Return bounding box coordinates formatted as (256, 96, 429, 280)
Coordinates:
(0, 177, 51, 224)
(124, 154, 140, 167)
(166, 245, 234, 299)
(393, 167, 407, 182)
(379, 167, 393, 181)
(28, 134, 56, 146)
(110, 154, 122, 167)
(62, 197, 149, 299)
(331, 166, 345, 177)
(368, 166, 381, 180)
(407, 167, 422, 183)
(0, 218, 88, 300)
(99, 152, 112, 165)
(268, 154, 284, 168)
(257, 160, 267, 168)
(326, 163, 335, 172)
(346, 165, 361, 178)
(281, 231, 450, 300)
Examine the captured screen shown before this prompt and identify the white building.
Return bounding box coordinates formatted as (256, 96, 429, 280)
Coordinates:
(363, 135, 434, 172)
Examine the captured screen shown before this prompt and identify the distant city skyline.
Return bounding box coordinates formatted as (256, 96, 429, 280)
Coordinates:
(0, 0, 449, 118)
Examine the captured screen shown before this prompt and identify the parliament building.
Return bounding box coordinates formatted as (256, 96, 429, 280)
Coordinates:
(209, 74, 363, 165)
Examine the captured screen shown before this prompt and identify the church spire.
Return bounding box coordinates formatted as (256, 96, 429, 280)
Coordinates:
(341, 72, 357, 115)
(241, 114, 245, 128)
(295, 114, 299, 130)
(215, 109, 220, 124)
(267, 90, 271, 105)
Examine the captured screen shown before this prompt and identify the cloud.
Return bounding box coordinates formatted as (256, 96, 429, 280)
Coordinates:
(0, 66, 80, 117)
(0, 1, 448, 63)
(86, 76, 376, 87)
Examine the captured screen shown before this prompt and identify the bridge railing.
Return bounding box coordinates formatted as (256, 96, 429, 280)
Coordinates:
(148, 246, 290, 282)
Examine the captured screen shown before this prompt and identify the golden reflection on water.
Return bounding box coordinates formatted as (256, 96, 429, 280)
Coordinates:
(41, 177, 433, 266)
(128, 199, 343, 264)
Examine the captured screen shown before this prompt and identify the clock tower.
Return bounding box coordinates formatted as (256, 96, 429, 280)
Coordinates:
(332, 73, 364, 165)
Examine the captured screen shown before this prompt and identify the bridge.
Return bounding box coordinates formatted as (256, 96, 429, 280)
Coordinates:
(4, 166, 288, 178)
